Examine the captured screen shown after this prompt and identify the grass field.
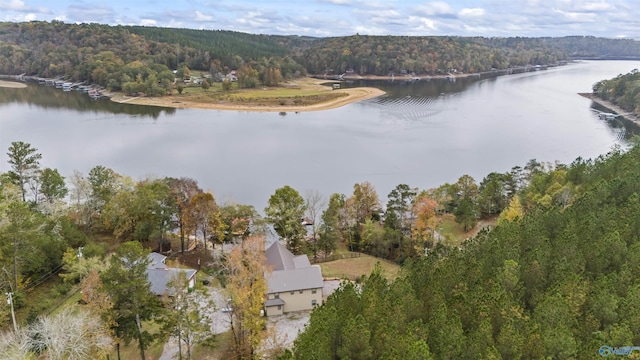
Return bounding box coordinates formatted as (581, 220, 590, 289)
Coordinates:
(438, 214, 498, 247)
(177, 82, 346, 107)
(319, 254, 401, 282)
(107, 321, 166, 360)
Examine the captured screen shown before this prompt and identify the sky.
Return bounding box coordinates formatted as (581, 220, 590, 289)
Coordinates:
(0, 0, 638, 38)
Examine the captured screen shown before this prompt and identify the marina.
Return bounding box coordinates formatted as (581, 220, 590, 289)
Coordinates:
(1, 74, 108, 99)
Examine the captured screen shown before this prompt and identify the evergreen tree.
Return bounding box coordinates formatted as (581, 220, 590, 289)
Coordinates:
(100, 242, 162, 360)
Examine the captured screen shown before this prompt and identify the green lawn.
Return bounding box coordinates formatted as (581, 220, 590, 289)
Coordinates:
(107, 321, 166, 360)
(170, 78, 347, 106)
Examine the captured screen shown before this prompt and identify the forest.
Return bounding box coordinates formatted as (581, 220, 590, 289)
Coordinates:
(292, 143, 640, 359)
(592, 68, 640, 115)
(2, 21, 640, 94)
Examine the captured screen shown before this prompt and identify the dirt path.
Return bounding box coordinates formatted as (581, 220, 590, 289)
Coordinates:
(466, 217, 497, 238)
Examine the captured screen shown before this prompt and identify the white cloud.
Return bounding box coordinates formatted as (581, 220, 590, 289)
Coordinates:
(18, 12, 36, 21)
(0, 0, 638, 38)
(0, 0, 28, 11)
(167, 19, 184, 28)
(235, 11, 277, 31)
(415, 2, 456, 17)
(317, 0, 352, 5)
(553, 8, 597, 22)
(408, 16, 437, 31)
(581, 1, 613, 11)
(353, 24, 386, 35)
(195, 11, 213, 22)
(140, 18, 157, 26)
(459, 8, 485, 17)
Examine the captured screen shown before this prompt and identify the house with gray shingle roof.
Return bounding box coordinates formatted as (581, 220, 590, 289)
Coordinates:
(146, 253, 197, 296)
(264, 241, 323, 316)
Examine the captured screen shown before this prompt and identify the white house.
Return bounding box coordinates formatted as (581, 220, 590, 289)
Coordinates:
(264, 242, 323, 316)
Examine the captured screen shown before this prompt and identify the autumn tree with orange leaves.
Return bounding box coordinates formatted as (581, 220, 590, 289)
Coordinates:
(185, 192, 226, 251)
(412, 192, 440, 255)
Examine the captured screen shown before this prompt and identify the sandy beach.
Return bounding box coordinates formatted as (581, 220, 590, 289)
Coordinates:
(0, 80, 27, 88)
(111, 78, 385, 112)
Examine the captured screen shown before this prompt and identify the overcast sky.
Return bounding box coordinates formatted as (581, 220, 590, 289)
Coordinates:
(1, 0, 638, 38)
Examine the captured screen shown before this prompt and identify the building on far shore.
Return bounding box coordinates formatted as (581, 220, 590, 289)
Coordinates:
(264, 241, 323, 316)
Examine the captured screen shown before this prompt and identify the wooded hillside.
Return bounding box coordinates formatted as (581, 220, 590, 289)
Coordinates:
(593, 69, 640, 115)
(1, 21, 640, 84)
(293, 144, 640, 359)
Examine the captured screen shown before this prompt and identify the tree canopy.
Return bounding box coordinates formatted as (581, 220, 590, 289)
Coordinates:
(294, 143, 640, 359)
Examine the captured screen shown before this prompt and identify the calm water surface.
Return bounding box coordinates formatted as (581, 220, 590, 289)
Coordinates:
(1, 60, 639, 207)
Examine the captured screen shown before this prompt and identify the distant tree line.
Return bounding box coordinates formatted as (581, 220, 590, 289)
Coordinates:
(297, 35, 568, 76)
(2, 21, 640, 93)
(0, 21, 306, 95)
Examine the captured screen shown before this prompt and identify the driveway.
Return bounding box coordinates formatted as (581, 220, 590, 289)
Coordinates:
(159, 279, 342, 359)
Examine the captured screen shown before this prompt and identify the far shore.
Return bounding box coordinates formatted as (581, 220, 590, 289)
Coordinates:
(578, 92, 640, 125)
(0, 80, 27, 88)
(111, 78, 385, 112)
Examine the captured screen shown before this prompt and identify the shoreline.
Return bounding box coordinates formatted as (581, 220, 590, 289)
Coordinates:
(312, 63, 567, 82)
(578, 93, 640, 126)
(110, 79, 385, 112)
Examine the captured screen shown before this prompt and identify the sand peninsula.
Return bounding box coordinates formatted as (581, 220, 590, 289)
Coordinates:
(111, 77, 385, 112)
(0, 80, 27, 89)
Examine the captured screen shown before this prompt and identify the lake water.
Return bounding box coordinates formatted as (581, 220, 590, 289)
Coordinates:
(1, 60, 639, 208)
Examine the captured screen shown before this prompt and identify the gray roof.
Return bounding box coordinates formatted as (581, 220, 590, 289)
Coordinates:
(265, 298, 285, 307)
(292, 255, 311, 268)
(148, 252, 167, 269)
(267, 266, 323, 293)
(147, 268, 197, 296)
(146, 253, 196, 296)
(265, 242, 323, 294)
(265, 241, 295, 270)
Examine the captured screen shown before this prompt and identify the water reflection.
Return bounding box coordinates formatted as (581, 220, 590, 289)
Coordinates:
(345, 76, 483, 98)
(0, 84, 175, 118)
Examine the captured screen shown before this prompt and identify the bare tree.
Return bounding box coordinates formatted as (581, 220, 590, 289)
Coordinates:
(304, 190, 326, 259)
(0, 329, 31, 360)
(27, 308, 113, 360)
(0, 308, 113, 360)
(69, 170, 91, 226)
